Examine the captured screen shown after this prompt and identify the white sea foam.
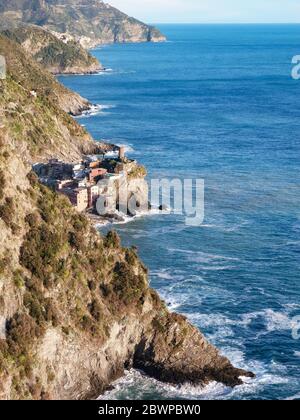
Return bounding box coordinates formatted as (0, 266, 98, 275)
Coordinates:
(195, 265, 236, 271)
(116, 143, 135, 154)
(98, 359, 288, 401)
(166, 248, 240, 272)
(240, 309, 298, 335)
(97, 208, 165, 229)
(151, 269, 174, 281)
(98, 142, 135, 157)
(91, 68, 114, 75)
(167, 248, 240, 262)
(285, 393, 300, 401)
(76, 104, 115, 118)
(95, 288, 292, 400)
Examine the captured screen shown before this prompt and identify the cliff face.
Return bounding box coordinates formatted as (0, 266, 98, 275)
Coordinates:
(0, 0, 166, 48)
(0, 34, 253, 400)
(2, 25, 103, 75)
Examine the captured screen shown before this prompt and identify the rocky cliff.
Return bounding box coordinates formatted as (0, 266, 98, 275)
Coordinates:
(0, 33, 253, 400)
(2, 25, 103, 75)
(0, 0, 166, 48)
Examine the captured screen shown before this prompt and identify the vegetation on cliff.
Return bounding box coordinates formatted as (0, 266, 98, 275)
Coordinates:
(0, 34, 97, 159)
(0, 0, 166, 48)
(2, 25, 103, 75)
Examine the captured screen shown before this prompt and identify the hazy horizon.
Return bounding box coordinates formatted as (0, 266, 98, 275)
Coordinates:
(108, 0, 300, 24)
(148, 22, 300, 25)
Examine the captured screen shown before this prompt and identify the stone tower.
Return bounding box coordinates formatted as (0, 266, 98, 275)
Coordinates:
(119, 146, 125, 160)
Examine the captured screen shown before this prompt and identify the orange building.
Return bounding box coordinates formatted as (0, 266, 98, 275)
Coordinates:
(88, 168, 107, 182)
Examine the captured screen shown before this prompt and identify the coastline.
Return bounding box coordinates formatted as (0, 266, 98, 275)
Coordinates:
(0, 27, 256, 400)
(55, 49, 255, 398)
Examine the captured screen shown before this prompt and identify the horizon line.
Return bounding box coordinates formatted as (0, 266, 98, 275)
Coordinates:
(150, 22, 300, 25)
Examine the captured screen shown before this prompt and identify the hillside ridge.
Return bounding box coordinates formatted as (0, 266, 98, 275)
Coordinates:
(2, 25, 103, 75)
(0, 0, 167, 48)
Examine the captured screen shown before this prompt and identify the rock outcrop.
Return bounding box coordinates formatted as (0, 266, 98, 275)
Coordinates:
(2, 25, 103, 75)
(0, 0, 166, 48)
(0, 33, 253, 400)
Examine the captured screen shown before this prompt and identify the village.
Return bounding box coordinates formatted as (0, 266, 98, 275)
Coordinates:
(33, 146, 147, 220)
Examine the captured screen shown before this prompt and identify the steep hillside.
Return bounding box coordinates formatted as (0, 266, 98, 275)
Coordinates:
(2, 25, 103, 74)
(0, 0, 166, 48)
(0, 34, 253, 400)
(0, 34, 92, 116)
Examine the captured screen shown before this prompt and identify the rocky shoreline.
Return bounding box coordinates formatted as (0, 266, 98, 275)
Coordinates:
(0, 25, 255, 401)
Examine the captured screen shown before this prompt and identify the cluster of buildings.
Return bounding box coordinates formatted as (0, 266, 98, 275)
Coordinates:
(34, 147, 134, 213)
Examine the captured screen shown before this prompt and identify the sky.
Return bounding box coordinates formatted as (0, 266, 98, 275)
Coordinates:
(107, 0, 300, 24)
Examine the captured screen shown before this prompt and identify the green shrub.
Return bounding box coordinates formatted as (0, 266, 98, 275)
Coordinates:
(80, 315, 97, 336)
(100, 283, 112, 298)
(20, 224, 67, 288)
(104, 231, 121, 249)
(68, 230, 84, 251)
(0, 170, 5, 201)
(26, 171, 39, 187)
(0, 256, 9, 276)
(0, 197, 14, 226)
(13, 270, 25, 289)
(125, 247, 138, 266)
(127, 164, 147, 180)
(73, 213, 89, 232)
(44, 299, 59, 327)
(88, 280, 96, 291)
(6, 313, 44, 358)
(113, 262, 146, 305)
(23, 292, 44, 326)
(152, 317, 167, 334)
(25, 213, 39, 228)
(88, 299, 101, 322)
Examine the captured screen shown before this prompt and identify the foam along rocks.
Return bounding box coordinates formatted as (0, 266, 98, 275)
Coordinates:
(0, 55, 6, 80)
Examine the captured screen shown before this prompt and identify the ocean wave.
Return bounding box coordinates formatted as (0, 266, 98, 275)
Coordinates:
(151, 269, 175, 281)
(76, 104, 115, 118)
(173, 305, 299, 340)
(195, 265, 236, 271)
(166, 248, 240, 271)
(97, 208, 165, 229)
(167, 248, 240, 261)
(285, 393, 300, 401)
(98, 360, 288, 401)
(240, 309, 298, 335)
(90, 68, 136, 76)
(91, 68, 114, 75)
(115, 143, 135, 154)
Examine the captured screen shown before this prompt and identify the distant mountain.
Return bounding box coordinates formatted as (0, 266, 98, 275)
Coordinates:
(2, 25, 103, 74)
(0, 0, 166, 48)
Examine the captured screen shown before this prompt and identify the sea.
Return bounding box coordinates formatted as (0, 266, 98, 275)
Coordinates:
(59, 24, 300, 400)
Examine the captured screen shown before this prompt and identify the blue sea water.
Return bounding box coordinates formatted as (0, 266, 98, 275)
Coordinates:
(60, 25, 300, 400)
